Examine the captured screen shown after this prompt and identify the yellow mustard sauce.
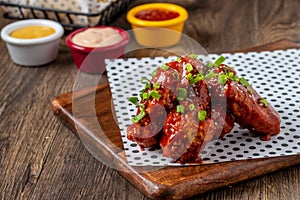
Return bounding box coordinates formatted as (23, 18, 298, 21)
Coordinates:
(10, 25, 55, 39)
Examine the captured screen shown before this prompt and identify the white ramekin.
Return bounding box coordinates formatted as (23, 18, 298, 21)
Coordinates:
(1, 19, 64, 66)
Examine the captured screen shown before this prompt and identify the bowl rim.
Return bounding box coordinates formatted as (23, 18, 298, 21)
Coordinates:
(65, 26, 130, 53)
(0, 19, 64, 45)
(126, 3, 188, 27)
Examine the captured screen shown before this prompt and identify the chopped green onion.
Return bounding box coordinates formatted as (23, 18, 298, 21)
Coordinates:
(161, 64, 169, 71)
(172, 71, 180, 80)
(228, 72, 239, 82)
(224, 65, 234, 73)
(153, 82, 160, 89)
(188, 104, 195, 111)
(205, 71, 216, 80)
(223, 66, 229, 73)
(198, 70, 204, 76)
(186, 63, 193, 72)
(218, 74, 228, 85)
(248, 89, 253, 95)
(140, 77, 151, 85)
(138, 103, 145, 108)
(258, 98, 269, 107)
(239, 77, 250, 87)
(150, 90, 161, 99)
(177, 57, 181, 61)
(145, 83, 152, 89)
(189, 54, 198, 59)
(228, 72, 234, 79)
(190, 73, 203, 85)
(128, 97, 139, 105)
(177, 88, 187, 101)
(198, 110, 207, 121)
(176, 105, 185, 113)
(214, 56, 226, 66)
(141, 92, 151, 100)
(206, 61, 214, 69)
(151, 67, 159, 77)
(186, 73, 193, 80)
(131, 107, 146, 123)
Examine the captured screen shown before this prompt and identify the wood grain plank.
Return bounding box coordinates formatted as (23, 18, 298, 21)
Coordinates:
(29, 129, 147, 199)
(260, 166, 300, 200)
(0, 27, 78, 200)
(256, 0, 300, 45)
(182, 0, 258, 53)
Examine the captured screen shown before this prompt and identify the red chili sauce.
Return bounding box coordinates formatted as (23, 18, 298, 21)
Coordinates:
(135, 8, 180, 21)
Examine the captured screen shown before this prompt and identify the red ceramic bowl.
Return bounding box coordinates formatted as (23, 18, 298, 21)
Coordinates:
(66, 26, 130, 74)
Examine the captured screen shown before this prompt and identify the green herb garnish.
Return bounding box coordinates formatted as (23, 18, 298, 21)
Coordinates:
(128, 96, 139, 105)
(176, 105, 185, 113)
(177, 88, 187, 101)
(239, 77, 250, 87)
(189, 54, 198, 59)
(145, 83, 152, 89)
(141, 92, 151, 100)
(188, 104, 195, 111)
(205, 71, 216, 80)
(153, 82, 160, 89)
(186, 63, 193, 72)
(140, 77, 151, 85)
(161, 64, 169, 71)
(186, 73, 193, 80)
(131, 107, 146, 123)
(214, 56, 226, 66)
(198, 70, 204, 76)
(218, 74, 228, 85)
(228, 72, 238, 82)
(258, 98, 269, 107)
(206, 61, 214, 69)
(150, 90, 161, 99)
(198, 110, 207, 121)
(190, 73, 204, 85)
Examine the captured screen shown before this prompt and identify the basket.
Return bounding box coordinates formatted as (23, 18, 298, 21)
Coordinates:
(0, 0, 131, 30)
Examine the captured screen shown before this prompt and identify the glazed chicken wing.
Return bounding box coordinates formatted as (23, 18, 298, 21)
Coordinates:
(127, 55, 280, 163)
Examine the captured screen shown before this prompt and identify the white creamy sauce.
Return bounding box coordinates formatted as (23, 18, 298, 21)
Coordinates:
(72, 27, 123, 48)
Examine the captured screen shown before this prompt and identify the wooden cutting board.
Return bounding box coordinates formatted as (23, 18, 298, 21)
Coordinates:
(51, 40, 300, 200)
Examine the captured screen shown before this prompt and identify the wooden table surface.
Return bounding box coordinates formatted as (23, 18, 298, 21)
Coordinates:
(0, 0, 299, 199)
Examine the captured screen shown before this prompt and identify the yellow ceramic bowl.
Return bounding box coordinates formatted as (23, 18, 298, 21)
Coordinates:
(127, 3, 188, 47)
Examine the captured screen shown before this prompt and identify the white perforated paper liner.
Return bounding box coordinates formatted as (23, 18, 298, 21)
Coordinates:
(106, 49, 300, 166)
